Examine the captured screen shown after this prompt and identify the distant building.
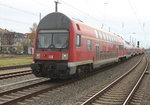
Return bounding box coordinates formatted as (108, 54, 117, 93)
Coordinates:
(25, 33, 34, 54)
(0, 28, 33, 54)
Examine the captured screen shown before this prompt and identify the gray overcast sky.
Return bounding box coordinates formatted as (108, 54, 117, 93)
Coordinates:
(0, 0, 150, 48)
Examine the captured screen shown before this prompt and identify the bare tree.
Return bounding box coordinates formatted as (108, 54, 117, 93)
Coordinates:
(1, 32, 15, 45)
(29, 23, 37, 47)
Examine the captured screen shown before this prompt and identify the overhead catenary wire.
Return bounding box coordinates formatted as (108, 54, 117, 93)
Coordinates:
(61, 0, 105, 24)
(60, 0, 147, 48)
(60, 0, 92, 18)
(127, 0, 147, 41)
(1, 0, 148, 47)
(60, 0, 120, 33)
(1, 0, 120, 34)
(0, 17, 32, 25)
(0, 2, 39, 32)
(0, 3, 38, 16)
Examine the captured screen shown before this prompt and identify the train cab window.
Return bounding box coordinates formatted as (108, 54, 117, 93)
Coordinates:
(87, 39, 92, 50)
(37, 30, 69, 51)
(76, 34, 81, 47)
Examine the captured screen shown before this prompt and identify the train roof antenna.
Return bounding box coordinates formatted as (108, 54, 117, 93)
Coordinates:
(54, 0, 60, 12)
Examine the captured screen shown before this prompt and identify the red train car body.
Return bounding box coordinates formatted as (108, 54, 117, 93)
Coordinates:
(31, 12, 144, 79)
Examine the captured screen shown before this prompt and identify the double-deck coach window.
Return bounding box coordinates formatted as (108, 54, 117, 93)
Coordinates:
(76, 34, 81, 47)
(87, 39, 92, 50)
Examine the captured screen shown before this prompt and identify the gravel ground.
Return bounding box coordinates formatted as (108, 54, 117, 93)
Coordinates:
(15, 55, 143, 105)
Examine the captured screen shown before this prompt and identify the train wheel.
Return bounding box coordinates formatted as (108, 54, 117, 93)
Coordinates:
(89, 64, 93, 72)
(32, 68, 42, 77)
(76, 67, 82, 77)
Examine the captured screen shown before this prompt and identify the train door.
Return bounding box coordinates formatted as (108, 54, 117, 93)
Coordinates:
(116, 45, 118, 57)
(95, 44, 99, 60)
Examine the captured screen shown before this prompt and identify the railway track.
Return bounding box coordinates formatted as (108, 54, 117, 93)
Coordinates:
(0, 64, 30, 70)
(79, 55, 148, 105)
(0, 70, 32, 80)
(0, 78, 52, 105)
(0, 55, 144, 105)
(0, 78, 48, 92)
(129, 70, 149, 105)
(0, 71, 100, 105)
(0, 58, 128, 105)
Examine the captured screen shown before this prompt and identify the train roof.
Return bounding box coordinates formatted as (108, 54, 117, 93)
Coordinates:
(38, 12, 71, 31)
(38, 12, 124, 44)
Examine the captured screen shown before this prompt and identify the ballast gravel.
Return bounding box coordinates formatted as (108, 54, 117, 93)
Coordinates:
(0, 74, 36, 86)
(0, 74, 40, 92)
(14, 56, 142, 105)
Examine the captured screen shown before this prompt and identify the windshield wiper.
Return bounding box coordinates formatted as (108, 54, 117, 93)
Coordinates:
(48, 44, 55, 49)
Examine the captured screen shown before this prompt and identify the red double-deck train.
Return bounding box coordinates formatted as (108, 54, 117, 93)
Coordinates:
(31, 12, 144, 79)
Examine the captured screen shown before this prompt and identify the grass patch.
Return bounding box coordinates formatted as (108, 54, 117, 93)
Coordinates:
(0, 57, 32, 67)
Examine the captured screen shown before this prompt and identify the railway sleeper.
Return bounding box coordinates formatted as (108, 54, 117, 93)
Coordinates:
(94, 100, 123, 104)
(98, 97, 125, 102)
(101, 96, 126, 100)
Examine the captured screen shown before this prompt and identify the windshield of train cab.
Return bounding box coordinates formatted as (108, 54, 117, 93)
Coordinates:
(36, 30, 69, 51)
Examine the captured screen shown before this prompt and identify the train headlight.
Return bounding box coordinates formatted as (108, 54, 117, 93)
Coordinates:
(62, 53, 68, 60)
(35, 53, 41, 59)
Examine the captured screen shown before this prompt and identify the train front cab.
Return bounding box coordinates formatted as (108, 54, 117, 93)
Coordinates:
(31, 30, 72, 79)
(31, 12, 76, 79)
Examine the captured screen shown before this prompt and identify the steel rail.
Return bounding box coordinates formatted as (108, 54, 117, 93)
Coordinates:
(0, 64, 30, 70)
(0, 79, 50, 105)
(80, 56, 143, 105)
(122, 56, 149, 105)
(0, 55, 143, 105)
(0, 78, 49, 96)
(0, 79, 75, 105)
(0, 78, 42, 90)
(0, 70, 32, 80)
(0, 57, 129, 105)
